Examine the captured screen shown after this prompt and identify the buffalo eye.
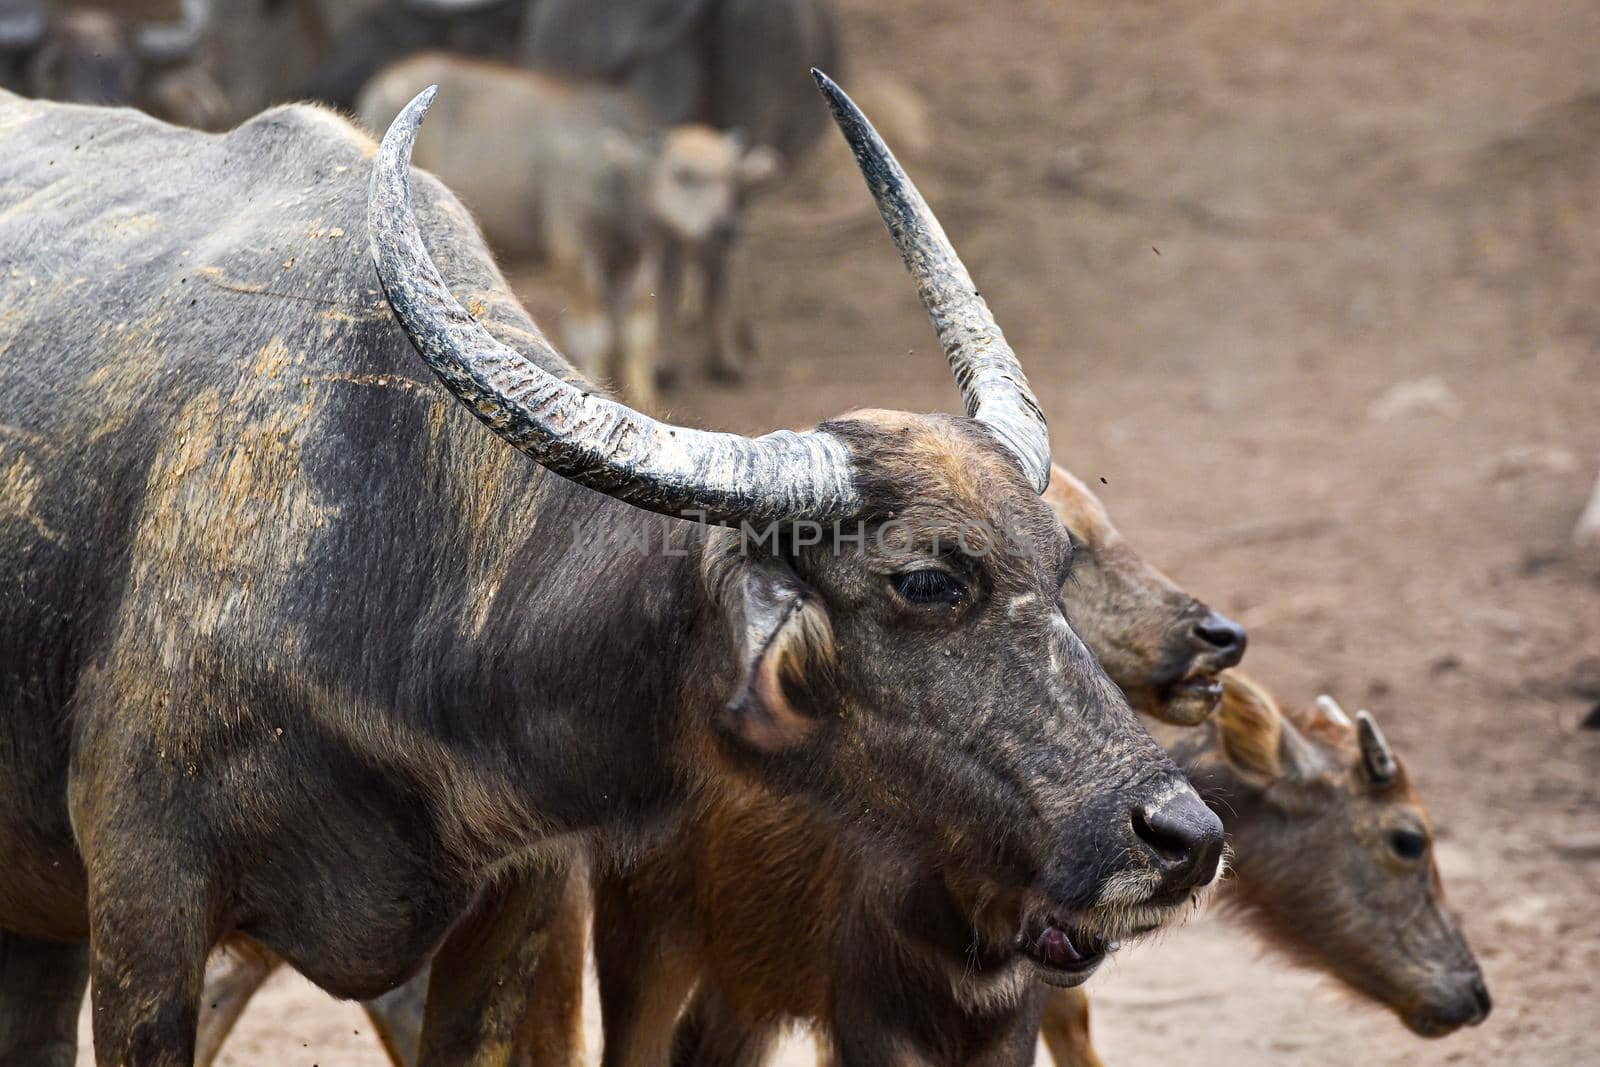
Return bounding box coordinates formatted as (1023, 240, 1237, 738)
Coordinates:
(891, 568, 964, 607)
(1388, 829, 1428, 862)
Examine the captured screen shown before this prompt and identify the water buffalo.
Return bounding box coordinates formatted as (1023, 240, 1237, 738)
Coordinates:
(582, 464, 1243, 1067)
(356, 53, 778, 405)
(1042, 677, 1492, 1065)
(0, 0, 225, 125)
(0, 72, 1220, 1065)
(303, 0, 528, 110)
(190, 460, 1248, 1067)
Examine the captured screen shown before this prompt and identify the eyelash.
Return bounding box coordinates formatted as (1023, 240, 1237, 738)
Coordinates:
(892, 569, 964, 606)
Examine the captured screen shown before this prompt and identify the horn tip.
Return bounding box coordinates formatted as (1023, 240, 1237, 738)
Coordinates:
(378, 85, 439, 167)
(810, 68, 854, 119)
(405, 84, 441, 123)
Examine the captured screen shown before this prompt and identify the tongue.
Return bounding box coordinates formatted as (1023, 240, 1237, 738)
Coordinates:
(1037, 925, 1083, 967)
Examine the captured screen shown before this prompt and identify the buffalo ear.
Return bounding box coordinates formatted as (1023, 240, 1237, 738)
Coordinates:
(704, 540, 838, 754)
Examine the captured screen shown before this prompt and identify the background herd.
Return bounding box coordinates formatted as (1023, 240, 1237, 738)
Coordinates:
(0, 1, 1594, 1065)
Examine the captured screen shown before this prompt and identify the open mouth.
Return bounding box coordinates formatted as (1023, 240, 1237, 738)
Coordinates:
(1153, 669, 1226, 724)
(1172, 672, 1223, 702)
(1018, 917, 1119, 987)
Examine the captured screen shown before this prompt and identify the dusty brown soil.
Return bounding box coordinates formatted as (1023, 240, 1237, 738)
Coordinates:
(78, 1, 1600, 1063)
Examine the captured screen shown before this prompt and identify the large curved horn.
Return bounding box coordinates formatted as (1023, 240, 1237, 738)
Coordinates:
(135, 0, 210, 62)
(368, 88, 862, 527)
(1355, 710, 1398, 785)
(812, 69, 1051, 494)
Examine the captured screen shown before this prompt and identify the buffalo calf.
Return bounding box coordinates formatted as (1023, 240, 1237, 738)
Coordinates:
(1042, 673, 1492, 1066)
(356, 52, 777, 406)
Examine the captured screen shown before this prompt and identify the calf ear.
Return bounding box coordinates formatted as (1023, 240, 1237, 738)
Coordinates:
(703, 539, 839, 753)
(1218, 673, 1327, 791)
(739, 145, 783, 189)
(1215, 672, 1285, 786)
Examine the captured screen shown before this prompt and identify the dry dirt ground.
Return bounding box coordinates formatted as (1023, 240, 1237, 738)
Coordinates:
(77, 1, 1600, 1063)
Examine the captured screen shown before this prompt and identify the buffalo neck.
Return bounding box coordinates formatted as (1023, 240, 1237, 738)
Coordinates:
(417, 479, 730, 849)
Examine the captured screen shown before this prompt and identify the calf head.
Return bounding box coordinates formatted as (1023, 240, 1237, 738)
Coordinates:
(1045, 464, 1245, 725)
(371, 75, 1222, 991)
(647, 123, 779, 247)
(1196, 675, 1491, 1037)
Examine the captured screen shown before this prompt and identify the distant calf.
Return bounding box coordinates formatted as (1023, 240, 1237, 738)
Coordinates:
(1042, 674, 1491, 1066)
(1577, 460, 1600, 547)
(356, 53, 776, 405)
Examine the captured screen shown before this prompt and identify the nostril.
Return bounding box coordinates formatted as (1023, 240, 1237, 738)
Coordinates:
(1132, 793, 1225, 890)
(1132, 805, 1196, 864)
(1193, 612, 1247, 657)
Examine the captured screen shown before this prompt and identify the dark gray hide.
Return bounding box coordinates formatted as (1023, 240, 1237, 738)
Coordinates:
(0, 82, 1203, 1064)
(521, 0, 842, 161)
(0, 87, 720, 1005)
(305, 0, 527, 108)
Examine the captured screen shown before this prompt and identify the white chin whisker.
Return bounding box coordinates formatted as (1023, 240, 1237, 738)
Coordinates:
(1078, 879, 1219, 941)
(1093, 869, 1158, 910)
(1209, 849, 1231, 888)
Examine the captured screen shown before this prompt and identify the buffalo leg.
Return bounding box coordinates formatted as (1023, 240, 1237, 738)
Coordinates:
(667, 985, 775, 1067)
(1039, 987, 1104, 1067)
(361, 860, 586, 1067)
(563, 251, 614, 387)
(193, 942, 283, 1067)
(84, 864, 216, 1066)
(698, 236, 754, 383)
(510, 867, 588, 1067)
(0, 930, 87, 1067)
(612, 256, 662, 409)
(650, 240, 686, 393)
(364, 967, 430, 1067)
(414, 860, 571, 1067)
(594, 867, 698, 1067)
